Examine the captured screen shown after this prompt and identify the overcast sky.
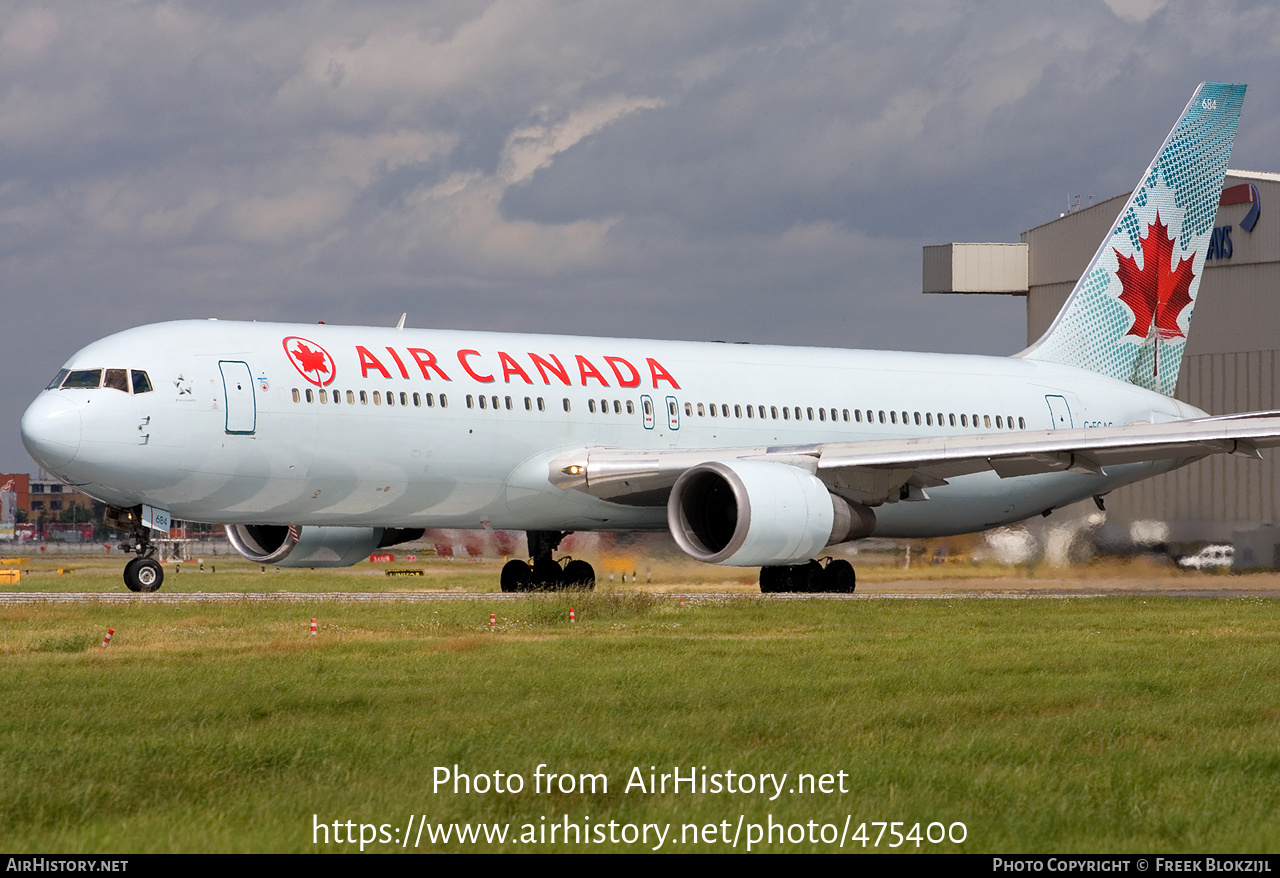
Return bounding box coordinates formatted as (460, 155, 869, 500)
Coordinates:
(4, 0, 1279, 474)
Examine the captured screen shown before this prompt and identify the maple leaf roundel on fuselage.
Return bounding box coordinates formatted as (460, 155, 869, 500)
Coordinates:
(283, 336, 336, 386)
(1114, 212, 1196, 342)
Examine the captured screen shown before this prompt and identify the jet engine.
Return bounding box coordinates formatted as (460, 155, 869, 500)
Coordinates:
(667, 460, 875, 566)
(224, 525, 424, 568)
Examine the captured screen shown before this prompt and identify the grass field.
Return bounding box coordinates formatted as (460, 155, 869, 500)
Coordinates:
(3, 570, 1280, 853)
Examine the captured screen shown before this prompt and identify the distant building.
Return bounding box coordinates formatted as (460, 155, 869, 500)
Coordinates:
(926, 171, 1280, 542)
(0, 471, 97, 517)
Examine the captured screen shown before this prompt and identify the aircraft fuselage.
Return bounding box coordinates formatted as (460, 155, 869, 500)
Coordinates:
(21, 319, 1205, 539)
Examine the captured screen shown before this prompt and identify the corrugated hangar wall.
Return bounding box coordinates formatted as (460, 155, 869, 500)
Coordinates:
(1021, 172, 1280, 541)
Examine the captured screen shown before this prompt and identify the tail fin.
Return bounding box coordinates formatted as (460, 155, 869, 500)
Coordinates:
(1020, 82, 1245, 396)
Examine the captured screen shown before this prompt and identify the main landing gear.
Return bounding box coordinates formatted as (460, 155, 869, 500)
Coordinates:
(759, 558, 855, 594)
(106, 505, 164, 593)
(500, 530, 596, 592)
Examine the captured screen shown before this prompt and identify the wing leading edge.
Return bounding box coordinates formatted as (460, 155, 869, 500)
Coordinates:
(549, 412, 1280, 508)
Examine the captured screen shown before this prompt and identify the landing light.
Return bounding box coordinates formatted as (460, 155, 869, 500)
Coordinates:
(563, 465, 585, 475)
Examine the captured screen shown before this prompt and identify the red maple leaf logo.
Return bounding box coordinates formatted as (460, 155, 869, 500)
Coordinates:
(291, 343, 329, 376)
(282, 336, 335, 386)
(1115, 212, 1195, 341)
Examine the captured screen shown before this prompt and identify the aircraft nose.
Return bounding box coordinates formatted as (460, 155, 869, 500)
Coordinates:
(21, 393, 82, 469)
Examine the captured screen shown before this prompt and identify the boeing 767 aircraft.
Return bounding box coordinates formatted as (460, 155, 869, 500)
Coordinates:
(21, 82, 1280, 593)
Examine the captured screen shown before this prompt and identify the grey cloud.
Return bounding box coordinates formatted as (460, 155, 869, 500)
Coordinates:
(3, 0, 1279, 472)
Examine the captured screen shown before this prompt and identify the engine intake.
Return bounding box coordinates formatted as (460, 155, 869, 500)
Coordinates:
(225, 525, 423, 568)
(667, 460, 874, 566)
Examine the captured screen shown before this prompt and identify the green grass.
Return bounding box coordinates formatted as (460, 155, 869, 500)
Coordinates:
(2, 595, 1279, 852)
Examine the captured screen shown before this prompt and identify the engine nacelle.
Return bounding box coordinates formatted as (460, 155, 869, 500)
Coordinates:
(667, 459, 875, 566)
(224, 525, 423, 568)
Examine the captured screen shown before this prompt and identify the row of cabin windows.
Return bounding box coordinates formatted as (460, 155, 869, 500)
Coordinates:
(684, 401, 1027, 431)
(291, 387, 555, 413)
(294, 387, 452, 408)
(587, 399, 636, 415)
(464, 394, 549, 412)
(290, 388, 1026, 431)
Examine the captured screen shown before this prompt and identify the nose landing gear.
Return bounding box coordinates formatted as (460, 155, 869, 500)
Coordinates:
(106, 505, 164, 593)
(123, 556, 164, 593)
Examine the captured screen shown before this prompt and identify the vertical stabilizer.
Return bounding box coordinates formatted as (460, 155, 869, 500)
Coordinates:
(1020, 82, 1245, 396)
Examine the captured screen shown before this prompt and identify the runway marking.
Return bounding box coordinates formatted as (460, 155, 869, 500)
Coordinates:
(0, 590, 1270, 605)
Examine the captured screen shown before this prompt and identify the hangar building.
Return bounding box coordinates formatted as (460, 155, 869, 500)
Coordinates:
(925, 171, 1280, 542)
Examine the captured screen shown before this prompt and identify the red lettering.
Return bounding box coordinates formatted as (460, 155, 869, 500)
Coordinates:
(458, 350, 495, 383)
(603, 356, 641, 388)
(357, 346, 392, 379)
(647, 357, 680, 389)
(406, 348, 450, 381)
(576, 355, 610, 387)
(385, 347, 410, 379)
(498, 351, 533, 384)
(528, 353, 571, 386)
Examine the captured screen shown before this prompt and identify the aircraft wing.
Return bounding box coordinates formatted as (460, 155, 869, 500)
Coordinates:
(548, 411, 1280, 507)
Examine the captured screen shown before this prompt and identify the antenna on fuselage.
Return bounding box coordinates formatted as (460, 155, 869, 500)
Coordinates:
(396, 313, 406, 330)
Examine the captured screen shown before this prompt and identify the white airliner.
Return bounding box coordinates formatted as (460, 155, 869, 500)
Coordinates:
(20, 81, 1280, 593)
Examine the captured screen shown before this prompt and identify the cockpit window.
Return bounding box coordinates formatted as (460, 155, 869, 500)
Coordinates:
(103, 369, 128, 392)
(50, 368, 153, 393)
(61, 369, 102, 389)
(131, 370, 152, 394)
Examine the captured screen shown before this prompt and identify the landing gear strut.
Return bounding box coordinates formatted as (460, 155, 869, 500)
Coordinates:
(759, 558, 855, 594)
(500, 530, 596, 592)
(106, 505, 164, 593)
